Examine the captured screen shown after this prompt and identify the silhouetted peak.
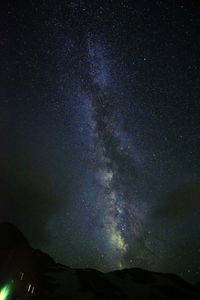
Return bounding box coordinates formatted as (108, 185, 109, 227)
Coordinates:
(0, 222, 30, 249)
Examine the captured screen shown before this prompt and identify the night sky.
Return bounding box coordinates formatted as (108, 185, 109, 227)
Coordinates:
(1, 0, 200, 282)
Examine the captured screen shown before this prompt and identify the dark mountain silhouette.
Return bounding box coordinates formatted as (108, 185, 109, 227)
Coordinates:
(0, 222, 200, 299)
(0, 222, 30, 249)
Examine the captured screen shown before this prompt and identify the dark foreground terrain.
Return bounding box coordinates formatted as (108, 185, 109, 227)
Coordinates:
(0, 222, 200, 299)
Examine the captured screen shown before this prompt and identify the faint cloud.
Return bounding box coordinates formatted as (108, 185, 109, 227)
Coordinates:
(153, 183, 200, 220)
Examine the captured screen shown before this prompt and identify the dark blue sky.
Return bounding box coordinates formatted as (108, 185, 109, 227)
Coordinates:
(1, 0, 200, 282)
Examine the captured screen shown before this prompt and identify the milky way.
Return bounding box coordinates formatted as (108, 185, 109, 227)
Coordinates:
(86, 36, 128, 267)
(74, 34, 147, 269)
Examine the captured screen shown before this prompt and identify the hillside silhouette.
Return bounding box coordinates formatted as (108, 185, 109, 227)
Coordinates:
(0, 222, 200, 299)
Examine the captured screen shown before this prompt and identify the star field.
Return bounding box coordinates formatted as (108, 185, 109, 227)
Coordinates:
(1, 0, 200, 282)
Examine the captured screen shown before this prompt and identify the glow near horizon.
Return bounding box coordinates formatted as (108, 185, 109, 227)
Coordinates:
(0, 285, 10, 300)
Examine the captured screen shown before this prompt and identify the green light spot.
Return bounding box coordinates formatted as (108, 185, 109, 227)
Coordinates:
(0, 285, 10, 300)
